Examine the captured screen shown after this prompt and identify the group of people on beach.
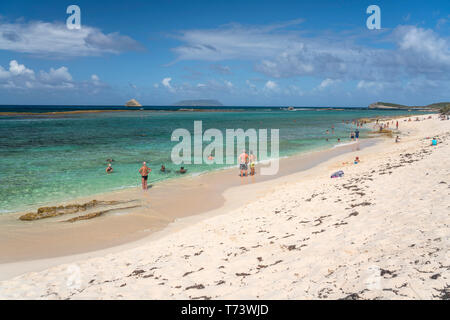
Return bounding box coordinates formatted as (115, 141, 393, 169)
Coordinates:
(238, 150, 256, 177)
(325, 121, 361, 143)
(105, 160, 188, 190)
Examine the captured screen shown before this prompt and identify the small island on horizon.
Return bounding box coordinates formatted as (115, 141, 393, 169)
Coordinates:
(173, 99, 223, 107)
(125, 99, 142, 107)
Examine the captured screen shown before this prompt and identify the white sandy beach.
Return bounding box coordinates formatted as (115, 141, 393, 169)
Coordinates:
(0, 115, 449, 300)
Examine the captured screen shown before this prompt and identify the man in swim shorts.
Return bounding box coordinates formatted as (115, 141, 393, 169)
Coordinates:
(238, 149, 249, 177)
(139, 161, 151, 190)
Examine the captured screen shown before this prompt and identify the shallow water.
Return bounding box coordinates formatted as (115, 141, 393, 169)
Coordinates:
(0, 108, 423, 213)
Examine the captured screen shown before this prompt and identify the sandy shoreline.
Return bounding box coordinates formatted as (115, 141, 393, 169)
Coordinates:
(0, 135, 374, 264)
(0, 114, 448, 299)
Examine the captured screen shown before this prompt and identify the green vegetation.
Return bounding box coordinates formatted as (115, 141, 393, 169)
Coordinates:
(376, 102, 408, 108)
(440, 104, 450, 115)
(370, 101, 450, 111)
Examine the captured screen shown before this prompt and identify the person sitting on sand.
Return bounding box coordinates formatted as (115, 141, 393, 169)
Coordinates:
(106, 163, 113, 173)
(354, 156, 360, 164)
(139, 162, 151, 190)
(395, 136, 400, 143)
(431, 137, 438, 146)
(238, 149, 249, 177)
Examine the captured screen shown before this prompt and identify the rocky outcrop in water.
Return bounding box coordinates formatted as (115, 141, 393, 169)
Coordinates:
(19, 200, 123, 221)
(63, 205, 141, 223)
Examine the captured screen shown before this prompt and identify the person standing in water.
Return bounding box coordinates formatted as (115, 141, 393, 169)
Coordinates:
(249, 151, 256, 176)
(139, 161, 151, 190)
(238, 150, 249, 177)
(355, 128, 360, 140)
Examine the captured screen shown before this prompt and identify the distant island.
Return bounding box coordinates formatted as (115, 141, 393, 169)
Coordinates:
(173, 99, 223, 107)
(369, 101, 449, 111)
(125, 99, 142, 107)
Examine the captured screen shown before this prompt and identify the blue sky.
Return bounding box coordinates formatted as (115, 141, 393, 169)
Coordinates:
(0, 0, 449, 106)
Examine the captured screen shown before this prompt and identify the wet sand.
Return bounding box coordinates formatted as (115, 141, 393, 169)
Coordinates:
(0, 139, 372, 264)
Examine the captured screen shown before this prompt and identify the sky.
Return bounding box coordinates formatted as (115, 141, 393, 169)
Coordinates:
(0, 0, 449, 106)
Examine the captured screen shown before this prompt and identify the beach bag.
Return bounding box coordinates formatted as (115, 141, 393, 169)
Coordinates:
(331, 170, 344, 178)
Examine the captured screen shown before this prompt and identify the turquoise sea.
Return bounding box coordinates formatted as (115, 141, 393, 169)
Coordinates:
(0, 107, 425, 213)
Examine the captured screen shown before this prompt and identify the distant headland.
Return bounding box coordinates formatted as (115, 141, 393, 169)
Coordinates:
(369, 101, 449, 111)
(173, 99, 223, 107)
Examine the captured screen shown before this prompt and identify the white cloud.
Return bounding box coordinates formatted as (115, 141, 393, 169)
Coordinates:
(40, 67, 73, 83)
(356, 80, 384, 91)
(318, 78, 340, 90)
(246, 80, 256, 88)
(172, 22, 450, 84)
(162, 77, 172, 87)
(0, 20, 143, 57)
(224, 80, 233, 88)
(264, 80, 277, 90)
(8, 60, 35, 77)
(0, 60, 106, 92)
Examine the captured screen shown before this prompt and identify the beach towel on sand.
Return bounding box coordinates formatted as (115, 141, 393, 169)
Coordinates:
(331, 170, 344, 178)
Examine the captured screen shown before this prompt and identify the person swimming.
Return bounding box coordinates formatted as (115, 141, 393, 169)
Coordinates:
(106, 163, 113, 173)
(178, 166, 187, 174)
(160, 164, 166, 172)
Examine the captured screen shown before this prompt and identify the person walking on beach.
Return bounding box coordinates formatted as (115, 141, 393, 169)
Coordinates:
(238, 150, 249, 177)
(396, 121, 399, 129)
(139, 162, 151, 190)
